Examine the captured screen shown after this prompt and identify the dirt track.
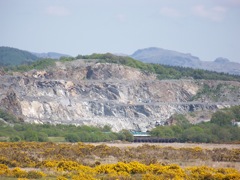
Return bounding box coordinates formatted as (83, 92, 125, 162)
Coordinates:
(89, 142, 240, 150)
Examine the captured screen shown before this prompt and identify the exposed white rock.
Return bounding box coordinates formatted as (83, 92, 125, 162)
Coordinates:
(1, 60, 240, 131)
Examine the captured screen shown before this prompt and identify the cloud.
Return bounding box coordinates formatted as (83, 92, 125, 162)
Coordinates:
(45, 6, 70, 17)
(160, 7, 182, 18)
(193, 5, 227, 22)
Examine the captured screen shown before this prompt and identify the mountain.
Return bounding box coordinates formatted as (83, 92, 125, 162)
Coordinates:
(0, 47, 39, 66)
(131, 47, 201, 68)
(32, 52, 71, 59)
(201, 58, 240, 75)
(131, 47, 240, 75)
(1, 57, 240, 131)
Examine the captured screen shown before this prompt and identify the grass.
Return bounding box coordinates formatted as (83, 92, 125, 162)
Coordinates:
(0, 136, 9, 142)
(48, 137, 66, 142)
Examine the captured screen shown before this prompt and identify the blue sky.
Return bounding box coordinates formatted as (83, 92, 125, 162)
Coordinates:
(0, 0, 240, 62)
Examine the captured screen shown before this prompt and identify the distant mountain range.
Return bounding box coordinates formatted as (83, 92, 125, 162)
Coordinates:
(0, 47, 70, 66)
(1, 46, 240, 75)
(131, 47, 240, 75)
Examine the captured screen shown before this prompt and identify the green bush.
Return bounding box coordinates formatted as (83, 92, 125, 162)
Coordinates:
(65, 133, 80, 142)
(118, 129, 134, 142)
(0, 109, 19, 123)
(24, 130, 38, 141)
(10, 135, 21, 142)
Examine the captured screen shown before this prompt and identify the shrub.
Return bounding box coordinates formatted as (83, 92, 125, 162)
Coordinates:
(57, 176, 68, 180)
(10, 135, 22, 142)
(24, 130, 38, 141)
(64, 133, 80, 142)
(26, 170, 46, 179)
(0, 164, 9, 175)
(11, 167, 28, 178)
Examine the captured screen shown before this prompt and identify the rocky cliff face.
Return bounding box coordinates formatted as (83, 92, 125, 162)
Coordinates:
(0, 60, 240, 131)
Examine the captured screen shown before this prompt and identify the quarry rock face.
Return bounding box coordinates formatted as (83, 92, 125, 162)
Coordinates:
(0, 60, 240, 131)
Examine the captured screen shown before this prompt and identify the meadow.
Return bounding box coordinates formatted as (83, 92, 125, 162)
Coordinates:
(0, 142, 239, 179)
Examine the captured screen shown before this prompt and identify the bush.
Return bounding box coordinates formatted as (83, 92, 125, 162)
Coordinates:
(11, 167, 28, 178)
(0, 109, 19, 123)
(211, 111, 233, 126)
(118, 129, 134, 142)
(65, 133, 80, 142)
(0, 164, 9, 175)
(10, 135, 21, 142)
(27, 170, 46, 179)
(24, 130, 38, 141)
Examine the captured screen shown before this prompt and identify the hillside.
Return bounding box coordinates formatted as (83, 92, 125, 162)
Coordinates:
(131, 47, 201, 68)
(131, 47, 240, 75)
(1, 56, 240, 132)
(0, 46, 39, 66)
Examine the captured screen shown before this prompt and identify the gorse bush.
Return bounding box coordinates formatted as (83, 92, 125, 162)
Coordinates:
(1, 159, 239, 179)
(0, 142, 239, 179)
(0, 166, 45, 179)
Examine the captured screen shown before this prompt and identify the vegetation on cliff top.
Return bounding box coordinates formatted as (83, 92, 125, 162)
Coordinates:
(77, 53, 240, 81)
(2, 52, 240, 81)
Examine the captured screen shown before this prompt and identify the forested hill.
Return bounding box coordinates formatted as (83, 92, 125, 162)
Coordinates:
(0, 46, 39, 66)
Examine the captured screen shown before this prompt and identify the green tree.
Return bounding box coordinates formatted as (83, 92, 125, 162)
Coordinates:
(38, 132, 48, 142)
(10, 135, 22, 142)
(65, 133, 80, 142)
(211, 111, 233, 126)
(102, 125, 112, 132)
(24, 130, 38, 141)
(0, 109, 19, 123)
(118, 129, 134, 142)
(150, 126, 175, 138)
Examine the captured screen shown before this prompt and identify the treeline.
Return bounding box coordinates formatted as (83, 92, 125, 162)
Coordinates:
(3, 58, 56, 72)
(1, 106, 240, 143)
(0, 121, 133, 142)
(150, 106, 240, 143)
(76, 53, 240, 81)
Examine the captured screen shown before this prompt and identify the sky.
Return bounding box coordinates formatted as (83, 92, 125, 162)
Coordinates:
(0, 0, 240, 62)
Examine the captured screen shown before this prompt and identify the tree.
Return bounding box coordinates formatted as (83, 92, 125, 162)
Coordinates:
(150, 126, 175, 138)
(102, 125, 112, 132)
(118, 130, 134, 142)
(65, 133, 80, 142)
(38, 132, 48, 142)
(210, 111, 233, 126)
(10, 135, 21, 142)
(24, 130, 38, 141)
